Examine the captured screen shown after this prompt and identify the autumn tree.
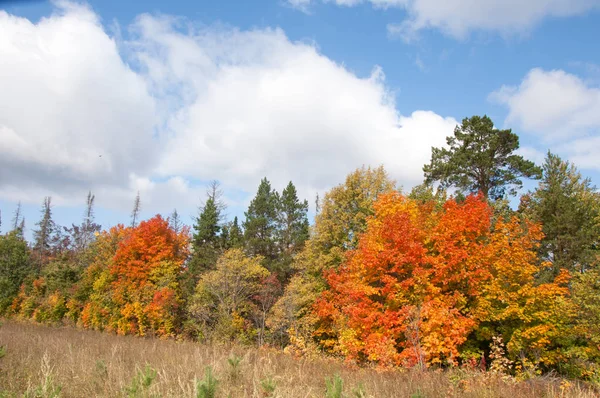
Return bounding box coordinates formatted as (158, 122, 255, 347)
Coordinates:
(270, 166, 395, 349)
(569, 266, 600, 377)
(86, 216, 189, 337)
(520, 152, 600, 276)
(476, 217, 572, 370)
(315, 193, 492, 367)
(189, 248, 269, 342)
(423, 115, 541, 200)
(315, 192, 571, 369)
(78, 225, 131, 329)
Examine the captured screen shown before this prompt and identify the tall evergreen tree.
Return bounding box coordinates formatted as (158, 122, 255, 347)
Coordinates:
(184, 183, 225, 296)
(169, 209, 183, 234)
(74, 192, 101, 253)
(11, 201, 22, 232)
(521, 152, 600, 276)
(224, 216, 244, 249)
(32, 196, 56, 270)
(423, 115, 542, 200)
(243, 178, 280, 268)
(276, 182, 309, 278)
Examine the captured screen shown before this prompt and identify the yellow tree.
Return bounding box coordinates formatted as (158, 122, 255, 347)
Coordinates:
(189, 248, 269, 342)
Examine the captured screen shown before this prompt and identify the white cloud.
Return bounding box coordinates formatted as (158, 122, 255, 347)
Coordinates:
(292, 0, 600, 40)
(490, 68, 600, 139)
(491, 68, 600, 171)
(0, 3, 457, 216)
(0, 4, 157, 207)
(130, 16, 457, 199)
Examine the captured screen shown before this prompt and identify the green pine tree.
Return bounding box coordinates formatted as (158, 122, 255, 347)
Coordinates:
(276, 181, 309, 279)
(243, 178, 280, 269)
(423, 115, 541, 200)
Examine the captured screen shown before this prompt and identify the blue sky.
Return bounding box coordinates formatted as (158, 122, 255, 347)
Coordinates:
(1, 0, 599, 238)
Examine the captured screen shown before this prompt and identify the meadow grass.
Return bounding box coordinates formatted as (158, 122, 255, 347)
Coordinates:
(0, 320, 596, 397)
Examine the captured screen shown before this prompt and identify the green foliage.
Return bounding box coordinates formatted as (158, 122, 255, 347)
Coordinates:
(0, 345, 5, 359)
(222, 216, 243, 250)
(189, 249, 269, 342)
(410, 389, 426, 398)
(311, 165, 395, 272)
(260, 375, 277, 397)
(244, 178, 280, 268)
(423, 115, 541, 200)
(0, 231, 32, 313)
(269, 166, 395, 351)
(521, 152, 600, 276)
(276, 181, 309, 278)
(195, 367, 218, 398)
(186, 190, 225, 297)
(227, 354, 242, 380)
(325, 374, 344, 398)
(124, 364, 157, 398)
(32, 196, 59, 270)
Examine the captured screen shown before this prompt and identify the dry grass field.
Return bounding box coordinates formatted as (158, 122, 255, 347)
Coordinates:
(0, 320, 596, 397)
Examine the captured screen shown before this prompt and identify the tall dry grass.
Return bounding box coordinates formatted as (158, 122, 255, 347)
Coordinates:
(0, 320, 596, 397)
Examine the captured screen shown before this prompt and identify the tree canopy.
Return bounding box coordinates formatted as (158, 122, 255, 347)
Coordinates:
(423, 115, 541, 200)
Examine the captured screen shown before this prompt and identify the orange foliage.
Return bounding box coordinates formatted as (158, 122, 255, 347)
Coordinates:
(315, 192, 569, 369)
(108, 216, 189, 337)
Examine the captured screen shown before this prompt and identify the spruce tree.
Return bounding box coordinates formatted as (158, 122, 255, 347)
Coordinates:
(32, 196, 57, 271)
(169, 209, 183, 234)
(521, 152, 600, 277)
(184, 184, 225, 296)
(12, 201, 22, 232)
(243, 178, 280, 268)
(224, 216, 244, 249)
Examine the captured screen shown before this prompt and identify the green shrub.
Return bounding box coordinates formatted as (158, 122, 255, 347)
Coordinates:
(196, 367, 218, 398)
(325, 374, 344, 398)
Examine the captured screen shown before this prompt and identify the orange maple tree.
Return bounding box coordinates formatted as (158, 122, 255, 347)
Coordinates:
(80, 216, 189, 337)
(315, 192, 570, 369)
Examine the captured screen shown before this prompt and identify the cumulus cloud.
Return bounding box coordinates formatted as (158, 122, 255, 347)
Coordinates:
(130, 16, 457, 197)
(491, 68, 600, 171)
(0, 4, 157, 207)
(0, 3, 457, 216)
(291, 0, 600, 40)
